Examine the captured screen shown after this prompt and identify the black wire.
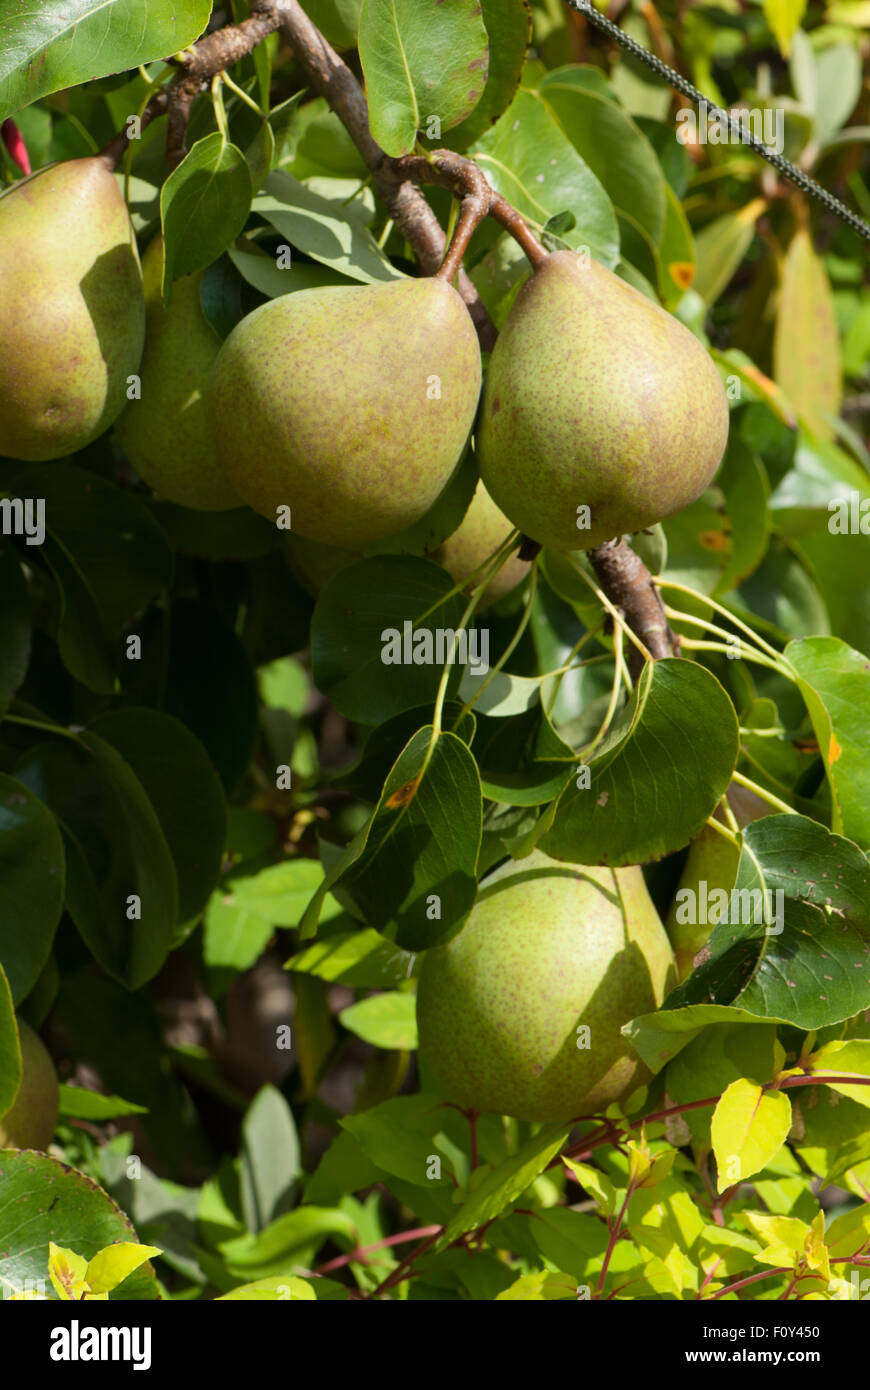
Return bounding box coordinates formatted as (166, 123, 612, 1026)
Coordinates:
(565, 0, 870, 243)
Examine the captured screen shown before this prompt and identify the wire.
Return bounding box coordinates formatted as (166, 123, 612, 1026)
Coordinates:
(566, 0, 870, 242)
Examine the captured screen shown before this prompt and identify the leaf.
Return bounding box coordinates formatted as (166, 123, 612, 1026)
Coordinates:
(217, 1275, 318, 1300)
(763, 0, 808, 56)
(161, 133, 253, 291)
(0, 541, 29, 716)
(239, 1086, 300, 1233)
(0, 774, 64, 1004)
(48, 1243, 89, 1301)
(540, 75, 666, 245)
(787, 636, 870, 849)
(774, 229, 841, 438)
(470, 89, 620, 269)
(539, 659, 739, 866)
(449, 0, 531, 147)
(666, 814, 870, 1031)
(710, 1078, 792, 1190)
(0, 1152, 160, 1301)
(3, 464, 173, 696)
(0, 0, 211, 122)
(808, 1039, 870, 1108)
(339, 992, 418, 1049)
(85, 1242, 162, 1296)
(0, 967, 19, 1116)
(57, 1086, 147, 1120)
(340, 1094, 457, 1188)
(339, 728, 481, 950)
(218, 1207, 357, 1279)
(693, 200, 766, 307)
(89, 709, 226, 924)
(440, 1122, 571, 1246)
(358, 0, 489, 156)
(254, 171, 404, 283)
(562, 1158, 617, 1215)
(287, 928, 415, 988)
(15, 737, 178, 990)
(312, 557, 467, 724)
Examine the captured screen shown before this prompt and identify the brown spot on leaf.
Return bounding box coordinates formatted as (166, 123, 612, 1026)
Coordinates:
(698, 530, 730, 552)
(387, 778, 420, 809)
(669, 262, 694, 289)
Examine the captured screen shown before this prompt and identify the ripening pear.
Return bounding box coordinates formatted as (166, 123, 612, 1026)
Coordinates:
(0, 156, 145, 461)
(433, 479, 530, 610)
(208, 277, 482, 547)
(0, 1020, 58, 1150)
(115, 236, 239, 511)
(416, 850, 676, 1122)
(477, 250, 729, 550)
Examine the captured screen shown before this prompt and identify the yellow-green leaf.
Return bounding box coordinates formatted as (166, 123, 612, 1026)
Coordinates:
(48, 1243, 89, 1301)
(85, 1242, 162, 1296)
(809, 1039, 870, 1108)
(774, 228, 841, 437)
(218, 1276, 316, 1300)
(763, 0, 808, 55)
(562, 1158, 616, 1215)
(741, 1211, 810, 1269)
(711, 1079, 792, 1190)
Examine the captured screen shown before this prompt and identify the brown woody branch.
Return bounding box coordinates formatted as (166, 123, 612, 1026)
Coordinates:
(588, 537, 679, 668)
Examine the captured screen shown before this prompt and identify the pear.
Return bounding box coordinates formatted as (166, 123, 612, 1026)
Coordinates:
(0, 156, 145, 461)
(416, 849, 676, 1122)
(208, 277, 482, 547)
(115, 237, 239, 511)
(433, 478, 530, 610)
(0, 1020, 58, 1150)
(477, 250, 729, 550)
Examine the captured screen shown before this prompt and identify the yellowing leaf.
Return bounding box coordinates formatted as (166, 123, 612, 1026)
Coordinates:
(711, 1078, 792, 1191)
(804, 1210, 831, 1281)
(774, 228, 841, 437)
(741, 1212, 810, 1269)
(48, 1243, 89, 1301)
(763, 0, 808, 54)
(562, 1157, 616, 1215)
(809, 1040, 870, 1109)
(85, 1242, 162, 1296)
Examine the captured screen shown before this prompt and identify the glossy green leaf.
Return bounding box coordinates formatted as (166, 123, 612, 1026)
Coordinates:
(161, 133, 253, 290)
(449, 0, 531, 147)
(0, 774, 64, 1004)
(339, 991, 417, 1049)
(787, 636, 870, 848)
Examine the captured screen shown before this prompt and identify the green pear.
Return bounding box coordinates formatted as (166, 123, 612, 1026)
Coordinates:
(477, 250, 729, 550)
(0, 156, 145, 461)
(208, 277, 482, 547)
(416, 849, 676, 1122)
(0, 1020, 58, 1150)
(115, 237, 239, 511)
(433, 478, 530, 610)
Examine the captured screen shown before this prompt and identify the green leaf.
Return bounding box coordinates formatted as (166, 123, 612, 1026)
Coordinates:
(161, 133, 253, 290)
(787, 636, 870, 849)
(0, 0, 211, 122)
(0, 1151, 160, 1301)
(667, 815, 870, 1031)
(3, 464, 173, 696)
(218, 1275, 318, 1300)
(693, 200, 766, 307)
(663, 1023, 782, 1144)
(339, 992, 418, 1049)
(358, 0, 489, 156)
(339, 728, 481, 950)
(711, 1079, 792, 1190)
(57, 1086, 147, 1121)
(254, 171, 404, 283)
(312, 556, 467, 724)
(449, 0, 531, 148)
(774, 229, 841, 438)
(88, 709, 226, 924)
(540, 74, 666, 245)
(0, 542, 29, 716)
(239, 1086, 300, 1233)
(471, 89, 620, 269)
(218, 1207, 357, 1279)
(539, 660, 739, 865)
(0, 967, 19, 1117)
(341, 1094, 457, 1188)
(287, 928, 414, 988)
(440, 1122, 570, 1246)
(809, 1039, 870, 1108)
(16, 737, 177, 989)
(0, 774, 64, 1004)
